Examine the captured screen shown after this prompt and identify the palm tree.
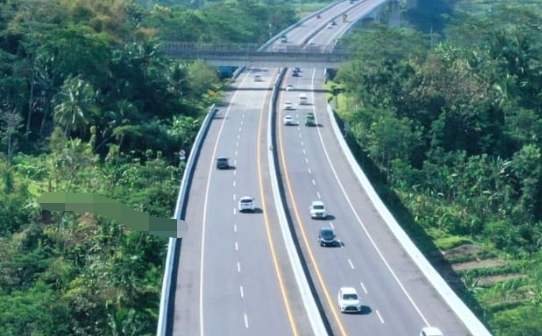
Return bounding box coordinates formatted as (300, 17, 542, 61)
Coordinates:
(53, 76, 99, 136)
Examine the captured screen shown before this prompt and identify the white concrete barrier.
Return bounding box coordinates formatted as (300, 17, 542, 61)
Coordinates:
(156, 103, 217, 336)
(325, 104, 493, 336)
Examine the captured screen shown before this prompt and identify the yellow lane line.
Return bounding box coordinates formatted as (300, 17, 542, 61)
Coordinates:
(257, 69, 299, 336)
(277, 69, 348, 336)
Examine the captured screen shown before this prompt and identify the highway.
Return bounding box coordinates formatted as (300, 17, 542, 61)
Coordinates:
(275, 3, 472, 336)
(170, 1, 367, 335)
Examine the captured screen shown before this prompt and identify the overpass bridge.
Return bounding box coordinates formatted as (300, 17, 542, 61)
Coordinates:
(160, 42, 356, 68)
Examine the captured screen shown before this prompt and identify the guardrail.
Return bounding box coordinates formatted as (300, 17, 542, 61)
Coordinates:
(156, 102, 217, 336)
(156, 2, 348, 335)
(325, 104, 493, 335)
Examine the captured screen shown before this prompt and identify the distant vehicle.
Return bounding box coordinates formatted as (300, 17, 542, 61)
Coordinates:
(342, 14, 348, 22)
(316, 14, 321, 19)
(292, 71, 301, 77)
(298, 94, 308, 105)
(280, 34, 287, 43)
(216, 157, 229, 169)
(327, 23, 334, 29)
(286, 85, 294, 91)
(308, 39, 316, 46)
(420, 327, 444, 336)
(283, 101, 294, 110)
(318, 227, 338, 247)
(309, 200, 327, 219)
(254, 74, 262, 82)
(337, 287, 362, 313)
(293, 67, 301, 73)
(305, 112, 316, 126)
(283, 115, 294, 126)
(238, 196, 255, 212)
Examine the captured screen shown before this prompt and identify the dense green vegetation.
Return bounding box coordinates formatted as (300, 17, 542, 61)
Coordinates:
(0, 0, 297, 334)
(329, 4, 542, 335)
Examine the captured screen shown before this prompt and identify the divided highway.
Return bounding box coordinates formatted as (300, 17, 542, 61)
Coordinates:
(275, 5, 472, 336)
(170, 1, 368, 335)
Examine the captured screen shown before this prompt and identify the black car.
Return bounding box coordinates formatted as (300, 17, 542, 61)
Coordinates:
(318, 227, 338, 247)
(292, 71, 301, 77)
(216, 157, 229, 169)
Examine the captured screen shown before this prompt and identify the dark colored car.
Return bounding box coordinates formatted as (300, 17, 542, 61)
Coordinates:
(216, 157, 229, 169)
(292, 71, 301, 77)
(318, 227, 338, 247)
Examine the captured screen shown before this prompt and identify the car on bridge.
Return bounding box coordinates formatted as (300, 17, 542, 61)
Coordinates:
(284, 101, 294, 110)
(420, 327, 444, 336)
(309, 200, 327, 219)
(305, 112, 316, 126)
(337, 287, 362, 313)
(283, 115, 295, 126)
(216, 157, 230, 169)
(318, 227, 339, 247)
(286, 84, 294, 91)
(280, 34, 287, 43)
(238, 196, 256, 212)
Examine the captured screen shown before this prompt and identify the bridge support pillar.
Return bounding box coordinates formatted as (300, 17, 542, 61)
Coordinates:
(388, 0, 401, 27)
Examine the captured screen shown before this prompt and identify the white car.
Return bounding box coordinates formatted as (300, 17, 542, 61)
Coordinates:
(238, 196, 255, 212)
(337, 287, 362, 313)
(310, 201, 327, 219)
(286, 85, 294, 91)
(283, 101, 294, 110)
(283, 115, 294, 126)
(420, 327, 444, 336)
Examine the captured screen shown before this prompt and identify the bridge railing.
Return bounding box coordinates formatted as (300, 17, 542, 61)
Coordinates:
(160, 41, 355, 57)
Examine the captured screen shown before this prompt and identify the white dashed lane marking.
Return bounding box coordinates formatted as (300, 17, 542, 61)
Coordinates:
(235, 242, 238, 251)
(348, 259, 355, 269)
(237, 262, 241, 273)
(308, 168, 312, 174)
(376, 310, 385, 323)
(244, 314, 249, 328)
(240, 285, 244, 298)
(317, 191, 321, 199)
(312, 179, 316, 185)
(360, 282, 367, 294)
(234, 224, 237, 232)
